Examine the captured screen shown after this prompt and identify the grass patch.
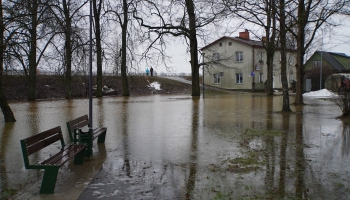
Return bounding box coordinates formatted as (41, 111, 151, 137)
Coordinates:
(243, 128, 285, 137)
(1, 187, 17, 200)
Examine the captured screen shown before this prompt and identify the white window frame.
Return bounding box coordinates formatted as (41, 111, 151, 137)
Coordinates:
(258, 51, 263, 61)
(259, 73, 263, 83)
(313, 61, 321, 68)
(289, 73, 294, 83)
(288, 56, 294, 65)
(235, 51, 243, 62)
(214, 74, 221, 84)
(213, 53, 220, 62)
(236, 73, 243, 84)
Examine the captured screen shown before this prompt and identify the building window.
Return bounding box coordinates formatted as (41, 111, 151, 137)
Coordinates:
(213, 53, 220, 62)
(229, 42, 232, 46)
(236, 73, 243, 84)
(289, 73, 294, 82)
(259, 73, 263, 83)
(219, 43, 222, 47)
(214, 74, 221, 84)
(235, 51, 243, 62)
(258, 51, 263, 61)
(313, 61, 321, 68)
(289, 56, 294, 65)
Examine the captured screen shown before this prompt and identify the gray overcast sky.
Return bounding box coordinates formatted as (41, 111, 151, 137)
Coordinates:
(160, 25, 350, 74)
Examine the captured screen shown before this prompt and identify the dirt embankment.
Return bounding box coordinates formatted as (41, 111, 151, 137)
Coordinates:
(3, 75, 193, 101)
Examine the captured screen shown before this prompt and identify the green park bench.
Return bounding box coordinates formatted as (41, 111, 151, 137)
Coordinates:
(20, 126, 87, 194)
(66, 115, 107, 157)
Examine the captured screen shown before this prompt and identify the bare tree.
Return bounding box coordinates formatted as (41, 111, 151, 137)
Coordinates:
(7, 0, 56, 101)
(0, 0, 15, 122)
(50, 0, 88, 99)
(133, 0, 224, 96)
(105, 0, 133, 96)
(287, 0, 348, 105)
(93, 0, 104, 97)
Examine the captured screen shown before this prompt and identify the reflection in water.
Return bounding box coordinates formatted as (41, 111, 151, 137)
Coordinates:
(278, 112, 290, 198)
(121, 98, 131, 177)
(185, 97, 200, 200)
(295, 112, 305, 198)
(264, 95, 275, 196)
(2, 94, 350, 199)
(342, 123, 350, 156)
(0, 123, 14, 198)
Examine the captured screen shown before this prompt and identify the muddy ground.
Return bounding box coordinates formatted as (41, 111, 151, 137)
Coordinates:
(3, 75, 195, 101)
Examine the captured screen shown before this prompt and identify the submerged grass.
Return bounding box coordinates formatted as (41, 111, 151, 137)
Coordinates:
(243, 128, 285, 137)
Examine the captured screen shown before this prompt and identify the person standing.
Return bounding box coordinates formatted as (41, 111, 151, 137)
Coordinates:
(146, 68, 149, 76)
(150, 67, 154, 76)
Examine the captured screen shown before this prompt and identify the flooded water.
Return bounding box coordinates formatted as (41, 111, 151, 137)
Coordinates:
(1, 93, 350, 199)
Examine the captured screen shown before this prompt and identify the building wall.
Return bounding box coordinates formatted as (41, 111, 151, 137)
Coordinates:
(202, 39, 296, 90)
(304, 54, 331, 72)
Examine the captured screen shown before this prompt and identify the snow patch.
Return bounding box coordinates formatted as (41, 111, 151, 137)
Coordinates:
(148, 81, 161, 90)
(302, 89, 334, 97)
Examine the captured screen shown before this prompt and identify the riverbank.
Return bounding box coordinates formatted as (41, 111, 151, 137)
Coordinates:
(3, 75, 195, 101)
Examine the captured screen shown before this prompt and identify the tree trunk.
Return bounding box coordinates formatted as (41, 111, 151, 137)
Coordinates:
(94, 0, 103, 97)
(0, 0, 16, 122)
(63, 0, 72, 99)
(294, 0, 306, 105)
(121, 0, 129, 96)
(266, 50, 274, 95)
(279, 0, 291, 112)
(264, 0, 276, 95)
(28, 0, 38, 101)
(185, 0, 200, 96)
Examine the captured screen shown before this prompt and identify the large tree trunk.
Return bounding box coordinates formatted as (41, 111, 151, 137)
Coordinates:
(64, 34, 72, 99)
(185, 0, 200, 96)
(294, 0, 306, 105)
(0, 0, 15, 122)
(121, 0, 129, 96)
(279, 0, 291, 112)
(266, 50, 274, 95)
(264, 0, 276, 95)
(63, 0, 73, 99)
(0, 83, 15, 122)
(28, 0, 38, 101)
(94, 0, 103, 97)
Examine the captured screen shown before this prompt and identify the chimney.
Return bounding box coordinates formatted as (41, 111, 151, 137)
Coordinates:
(239, 29, 250, 40)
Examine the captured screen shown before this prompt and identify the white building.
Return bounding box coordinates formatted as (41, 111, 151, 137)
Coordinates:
(200, 30, 297, 91)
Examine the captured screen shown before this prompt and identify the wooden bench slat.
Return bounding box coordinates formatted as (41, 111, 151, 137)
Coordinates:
(92, 128, 107, 140)
(40, 144, 86, 166)
(23, 126, 62, 146)
(26, 133, 63, 156)
(69, 115, 89, 128)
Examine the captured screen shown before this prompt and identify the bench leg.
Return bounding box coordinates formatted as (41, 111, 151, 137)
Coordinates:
(40, 167, 59, 194)
(74, 148, 86, 165)
(97, 130, 107, 143)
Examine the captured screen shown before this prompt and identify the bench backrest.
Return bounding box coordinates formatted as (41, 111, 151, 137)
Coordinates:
(20, 126, 65, 169)
(66, 115, 90, 142)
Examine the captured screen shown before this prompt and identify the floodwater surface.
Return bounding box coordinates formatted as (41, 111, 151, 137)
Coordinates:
(1, 93, 350, 199)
